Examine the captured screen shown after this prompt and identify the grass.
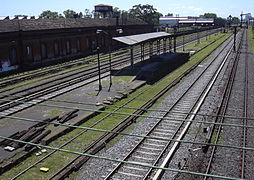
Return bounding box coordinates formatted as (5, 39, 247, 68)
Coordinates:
(247, 27, 254, 55)
(0, 32, 231, 180)
(46, 109, 62, 116)
(85, 92, 97, 96)
(211, 130, 223, 145)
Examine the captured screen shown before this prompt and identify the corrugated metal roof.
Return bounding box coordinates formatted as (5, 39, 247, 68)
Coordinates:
(113, 32, 171, 46)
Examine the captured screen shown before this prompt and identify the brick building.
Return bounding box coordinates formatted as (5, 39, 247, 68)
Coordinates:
(0, 18, 153, 72)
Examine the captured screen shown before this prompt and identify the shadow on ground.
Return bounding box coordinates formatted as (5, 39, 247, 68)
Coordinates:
(112, 52, 190, 85)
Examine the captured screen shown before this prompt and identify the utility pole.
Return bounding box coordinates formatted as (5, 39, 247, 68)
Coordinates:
(233, 26, 237, 51)
(173, 26, 177, 52)
(182, 33, 185, 51)
(96, 31, 102, 91)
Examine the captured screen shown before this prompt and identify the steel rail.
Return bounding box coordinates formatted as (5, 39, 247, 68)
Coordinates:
(203, 29, 244, 180)
(103, 31, 235, 180)
(241, 29, 248, 179)
(153, 31, 237, 180)
(0, 29, 229, 179)
(0, 135, 244, 180)
(10, 83, 147, 180)
(0, 28, 220, 90)
(0, 31, 226, 118)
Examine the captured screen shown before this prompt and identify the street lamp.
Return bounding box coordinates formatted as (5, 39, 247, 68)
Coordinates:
(96, 30, 102, 91)
(96, 29, 123, 90)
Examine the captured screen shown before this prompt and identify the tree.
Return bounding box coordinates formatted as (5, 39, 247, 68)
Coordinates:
(78, 12, 83, 18)
(39, 10, 59, 18)
(214, 17, 226, 26)
(166, 13, 173, 16)
(63, 9, 77, 18)
(84, 9, 93, 18)
(203, 13, 226, 26)
(129, 4, 162, 25)
(203, 13, 217, 19)
(232, 17, 240, 24)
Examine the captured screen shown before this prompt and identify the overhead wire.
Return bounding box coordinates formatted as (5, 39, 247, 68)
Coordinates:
(0, 135, 244, 180)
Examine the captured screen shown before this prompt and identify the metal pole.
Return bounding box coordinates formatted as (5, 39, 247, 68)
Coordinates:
(109, 39, 112, 87)
(157, 40, 159, 55)
(97, 47, 102, 91)
(182, 34, 185, 51)
(149, 41, 153, 60)
(174, 35, 176, 52)
(197, 28, 200, 44)
(96, 34, 102, 91)
(163, 38, 166, 54)
(233, 26, 237, 51)
(169, 37, 172, 53)
(173, 27, 177, 52)
(130, 46, 134, 68)
(206, 29, 208, 40)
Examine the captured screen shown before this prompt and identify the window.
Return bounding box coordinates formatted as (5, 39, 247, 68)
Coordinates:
(40, 43, 47, 59)
(77, 39, 81, 52)
(54, 42, 60, 57)
(9, 47, 17, 65)
(26, 45, 33, 61)
(66, 40, 71, 54)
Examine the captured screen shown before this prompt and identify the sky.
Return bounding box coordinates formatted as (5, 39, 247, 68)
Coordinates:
(1, 0, 253, 18)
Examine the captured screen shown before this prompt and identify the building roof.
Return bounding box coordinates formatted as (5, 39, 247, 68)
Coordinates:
(0, 18, 147, 33)
(95, 4, 112, 7)
(179, 19, 214, 24)
(113, 32, 171, 46)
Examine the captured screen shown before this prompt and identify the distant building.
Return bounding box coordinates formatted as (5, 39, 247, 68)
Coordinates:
(0, 18, 153, 72)
(94, 4, 113, 18)
(159, 16, 214, 28)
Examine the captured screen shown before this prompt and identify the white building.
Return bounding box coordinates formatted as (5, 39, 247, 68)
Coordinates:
(160, 16, 214, 27)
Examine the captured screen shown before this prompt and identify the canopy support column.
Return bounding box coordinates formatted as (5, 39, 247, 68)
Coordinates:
(173, 35, 176, 52)
(157, 39, 160, 55)
(149, 41, 153, 60)
(163, 38, 166, 54)
(130, 46, 134, 68)
(141, 43, 145, 62)
(168, 37, 172, 53)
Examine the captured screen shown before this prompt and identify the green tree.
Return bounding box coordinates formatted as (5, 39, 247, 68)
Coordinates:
(63, 9, 77, 18)
(166, 13, 173, 16)
(78, 12, 83, 18)
(84, 9, 93, 18)
(129, 4, 162, 25)
(203, 13, 217, 19)
(39, 10, 59, 18)
(232, 17, 240, 24)
(203, 13, 226, 26)
(214, 17, 226, 26)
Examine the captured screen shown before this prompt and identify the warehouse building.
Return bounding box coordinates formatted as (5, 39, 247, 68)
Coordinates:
(0, 17, 153, 72)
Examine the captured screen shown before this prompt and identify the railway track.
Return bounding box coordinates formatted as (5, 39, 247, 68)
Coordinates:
(0, 29, 229, 179)
(204, 29, 248, 179)
(0, 29, 222, 118)
(102, 30, 239, 180)
(0, 28, 220, 90)
(8, 83, 149, 180)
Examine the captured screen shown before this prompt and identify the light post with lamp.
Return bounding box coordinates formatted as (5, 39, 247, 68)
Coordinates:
(96, 29, 123, 89)
(96, 30, 102, 91)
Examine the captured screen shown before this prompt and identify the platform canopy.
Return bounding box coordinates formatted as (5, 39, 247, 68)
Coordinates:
(112, 32, 171, 46)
